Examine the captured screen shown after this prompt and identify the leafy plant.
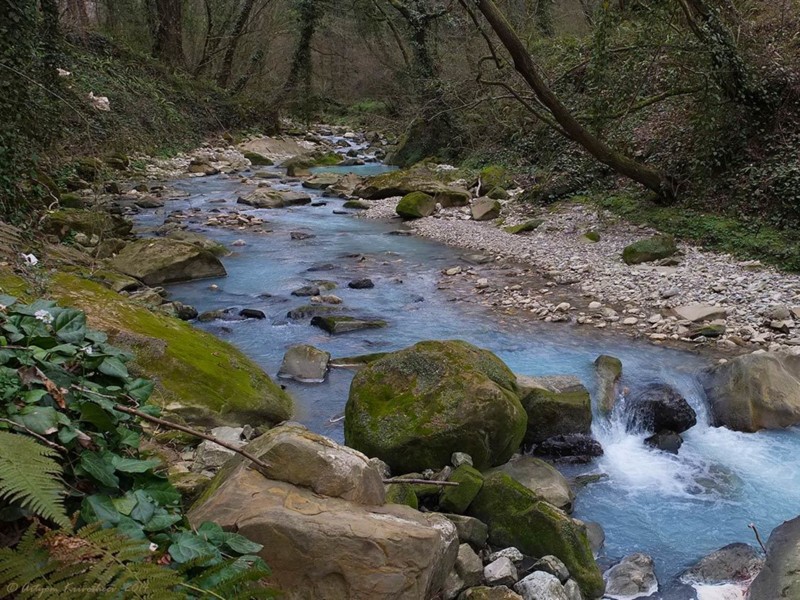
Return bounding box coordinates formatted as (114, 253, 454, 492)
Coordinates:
(0, 295, 275, 597)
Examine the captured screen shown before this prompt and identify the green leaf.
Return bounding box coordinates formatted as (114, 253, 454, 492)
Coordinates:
(116, 426, 140, 447)
(80, 402, 116, 431)
(20, 389, 48, 404)
(11, 405, 60, 435)
(130, 491, 155, 524)
(142, 510, 181, 532)
(168, 532, 221, 565)
(0, 294, 17, 308)
(125, 378, 154, 403)
(52, 309, 86, 344)
(139, 479, 181, 506)
(98, 356, 128, 379)
(112, 493, 137, 516)
(116, 514, 147, 540)
(112, 456, 161, 474)
(82, 494, 121, 525)
(222, 533, 263, 555)
(80, 452, 119, 488)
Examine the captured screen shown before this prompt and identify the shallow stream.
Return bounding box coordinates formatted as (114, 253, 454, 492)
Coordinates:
(136, 153, 800, 597)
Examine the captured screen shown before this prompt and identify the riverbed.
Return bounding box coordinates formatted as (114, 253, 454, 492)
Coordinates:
(135, 156, 800, 598)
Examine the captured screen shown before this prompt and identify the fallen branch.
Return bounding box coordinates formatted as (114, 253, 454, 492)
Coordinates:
(748, 522, 768, 554)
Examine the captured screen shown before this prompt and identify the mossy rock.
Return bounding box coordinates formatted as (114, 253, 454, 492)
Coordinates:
(311, 315, 387, 334)
(74, 157, 104, 181)
(622, 235, 677, 265)
(111, 238, 226, 285)
(439, 464, 484, 514)
(170, 471, 212, 507)
(343, 200, 370, 210)
(355, 166, 470, 207)
(479, 165, 510, 189)
(50, 273, 292, 428)
(344, 340, 527, 473)
(0, 269, 32, 301)
(396, 192, 436, 219)
(43, 208, 132, 240)
(468, 472, 604, 598)
(243, 151, 274, 166)
(106, 153, 130, 170)
(165, 230, 229, 256)
(60, 192, 86, 208)
(583, 230, 601, 242)
(517, 376, 592, 445)
(504, 219, 543, 234)
(385, 483, 419, 509)
(329, 352, 389, 368)
(487, 187, 509, 200)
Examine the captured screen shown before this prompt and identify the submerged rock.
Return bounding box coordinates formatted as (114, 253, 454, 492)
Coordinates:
(704, 351, 800, 432)
(468, 472, 604, 599)
(345, 340, 527, 473)
(311, 315, 387, 334)
(278, 344, 331, 382)
(237, 188, 311, 208)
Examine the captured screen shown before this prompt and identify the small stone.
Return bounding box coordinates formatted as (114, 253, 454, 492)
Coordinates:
(452, 452, 474, 468)
(514, 571, 569, 600)
(588, 301, 602, 310)
(445, 266, 463, 276)
(532, 555, 570, 583)
(232, 239, 246, 246)
(489, 548, 524, 563)
(623, 317, 639, 325)
(476, 278, 490, 289)
(556, 302, 571, 312)
(484, 557, 518, 587)
(348, 278, 374, 289)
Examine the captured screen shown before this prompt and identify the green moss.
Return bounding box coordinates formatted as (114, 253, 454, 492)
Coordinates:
(583, 230, 601, 242)
(356, 165, 470, 206)
(343, 200, 370, 209)
(519, 384, 592, 445)
(50, 273, 292, 427)
(439, 465, 484, 514)
(43, 208, 132, 240)
(60, 192, 85, 208)
(242, 151, 273, 166)
(344, 340, 526, 473)
(486, 187, 509, 200)
(504, 219, 544, 234)
(622, 235, 677, 265)
(385, 483, 418, 509)
(0, 270, 32, 301)
(329, 352, 389, 368)
(479, 165, 510, 189)
(396, 192, 436, 219)
(468, 472, 604, 598)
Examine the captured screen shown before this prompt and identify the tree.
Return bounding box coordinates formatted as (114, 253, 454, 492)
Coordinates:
(152, 0, 184, 67)
(473, 0, 675, 199)
(216, 0, 257, 88)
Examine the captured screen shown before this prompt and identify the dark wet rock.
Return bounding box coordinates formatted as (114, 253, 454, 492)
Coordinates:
(285, 305, 338, 320)
(644, 431, 683, 454)
(516, 375, 591, 446)
(239, 308, 266, 320)
(348, 278, 374, 289)
(290, 231, 315, 240)
(533, 434, 603, 463)
(307, 263, 336, 272)
(311, 315, 387, 334)
(625, 384, 697, 434)
(291, 285, 321, 297)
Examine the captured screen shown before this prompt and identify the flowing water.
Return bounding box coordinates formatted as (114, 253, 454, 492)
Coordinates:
(136, 153, 800, 597)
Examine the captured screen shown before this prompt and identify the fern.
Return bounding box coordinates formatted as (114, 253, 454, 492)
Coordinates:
(0, 431, 70, 529)
(0, 524, 186, 599)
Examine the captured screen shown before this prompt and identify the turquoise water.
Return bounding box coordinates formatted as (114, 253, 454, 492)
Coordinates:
(137, 169, 800, 596)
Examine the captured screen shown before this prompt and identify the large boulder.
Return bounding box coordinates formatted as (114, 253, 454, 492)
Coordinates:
(487, 455, 574, 513)
(468, 472, 604, 599)
(355, 168, 471, 207)
(517, 375, 592, 446)
(111, 238, 226, 285)
(603, 554, 657, 600)
(396, 192, 437, 219)
(190, 424, 458, 599)
(237, 188, 311, 208)
(345, 340, 527, 473)
(43, 208, 132, 240)
(704, 352, 800, 432)
(747, 516, 800, 600)
(277, 344, 331, 382)
(621, 235, 677, 265)
(471, 197, 501, 221)
(625, 383, 697, 434)
(681, 543, 763, 586)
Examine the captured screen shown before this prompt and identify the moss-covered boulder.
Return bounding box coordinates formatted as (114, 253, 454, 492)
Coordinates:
(487, 187, 509, 200)
(517, 375, 592, 446)
(51, 273, 292, 427)
(622, 235, 677, 265)
(243, 151, 274, 166)
(74, 157, 104, 181)
(43, 208, 132, 241)
(504, 219, 543, 234)
(479, 165, 511, 189)
(468, 472, 604, 598)
(355, 168, 470, 207)
(344, 340, 527, 473)
(164, 230, 228, 256)
(311, 315, 387, 334)
(396, 192, 437, 219)
(385, 483, 419, 509)
(112, 238, 226, 285)
(439, 465, 484, 514)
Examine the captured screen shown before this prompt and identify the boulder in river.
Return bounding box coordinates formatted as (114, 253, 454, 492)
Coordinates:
(311, 315, 387, 334)
(237, 188, 311, 208)
(533, 434, 603, 463)
(625, 383, 697, 434)
(111, 238, 226, 285)
(302, 173, 340, 189)
(278, 344, 331, 382)
(190, 423, 458, 599)
(603, 554, 657, 600)
(467, 472, 604, 599)
(487, 455, 575, 513)
(704, 351, 800, 432)
(517, 375, 592, 446)
(396, 191, 437, 219)
(680, 543, 763, 585)
(594, 355, 622, 416)
(348, 278, 374, 289)
(345, 340, 527, 473)
(743, 516, 798, 599)
(356, 169, 470, 207)
(621, 235, 677, 265)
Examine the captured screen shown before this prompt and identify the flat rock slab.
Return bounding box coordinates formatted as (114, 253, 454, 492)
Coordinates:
(673, 304, 728, 322)
(311, 315, 387, 334)
(111, 238, 226, 285)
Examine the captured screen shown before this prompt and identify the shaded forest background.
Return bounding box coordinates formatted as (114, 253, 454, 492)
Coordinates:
(2, 0, 800, 265)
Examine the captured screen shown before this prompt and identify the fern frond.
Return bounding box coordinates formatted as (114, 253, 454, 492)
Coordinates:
(184, 555, 276, 599)
(0, 431, 70, 528)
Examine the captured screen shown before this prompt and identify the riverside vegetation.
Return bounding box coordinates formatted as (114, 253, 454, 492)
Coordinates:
(2, 0, 800, 599)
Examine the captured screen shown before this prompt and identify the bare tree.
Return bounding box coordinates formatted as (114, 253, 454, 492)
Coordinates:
(216, 0, 257, 88)
(152, 0, 185, 67)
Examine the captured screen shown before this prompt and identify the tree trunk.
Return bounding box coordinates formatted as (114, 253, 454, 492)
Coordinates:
(475, 0, 674, 199)
(283, 0, 321, 119)
(152, 0, 184, 68)
(216, 0, 257, 88)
